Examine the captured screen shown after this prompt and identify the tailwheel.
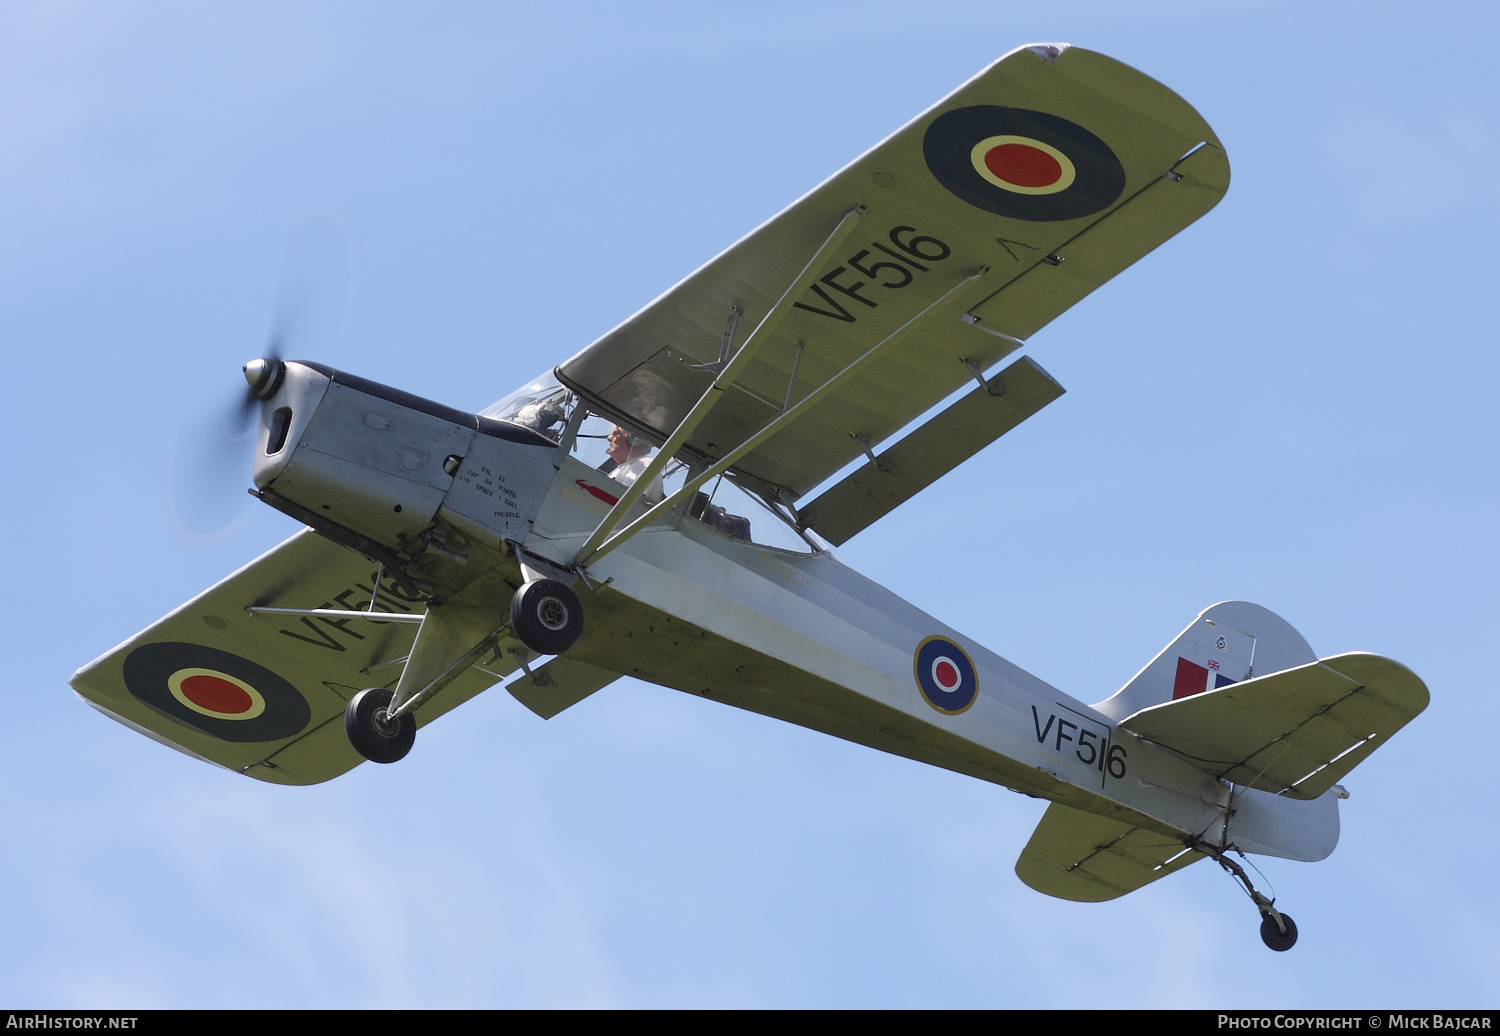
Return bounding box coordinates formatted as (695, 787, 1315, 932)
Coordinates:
(510, 578, 584, 655)
(1259, 910, 1298, 952)
(344, 687, 416, 763)
(1192, 837, 1300, 952)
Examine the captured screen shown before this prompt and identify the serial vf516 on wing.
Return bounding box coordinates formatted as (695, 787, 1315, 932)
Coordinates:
(73, 44, 1427, 952)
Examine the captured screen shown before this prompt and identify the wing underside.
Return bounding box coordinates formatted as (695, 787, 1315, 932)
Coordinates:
(557, 44, 1230, 539)
(70, 530, 522, 785)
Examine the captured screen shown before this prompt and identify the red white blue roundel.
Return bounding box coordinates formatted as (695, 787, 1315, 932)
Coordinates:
(922, 105, 1125, 222)
(913, 636, 978, 715)
(122, 642, 311, 742)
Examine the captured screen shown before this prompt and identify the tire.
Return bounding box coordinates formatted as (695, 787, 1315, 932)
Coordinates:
(510, 579, 584, 655)
(1259, 911, 1298, 952)
(344, 687, 416, 764)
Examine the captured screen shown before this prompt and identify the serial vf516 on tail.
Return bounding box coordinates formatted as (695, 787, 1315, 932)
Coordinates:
(73, 44, 1427, 952)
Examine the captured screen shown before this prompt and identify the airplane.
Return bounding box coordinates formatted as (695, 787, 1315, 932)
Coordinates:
(71, 43, 1428, 952)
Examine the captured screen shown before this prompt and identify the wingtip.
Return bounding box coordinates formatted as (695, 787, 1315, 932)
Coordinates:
(1026, 43, 1070, 64)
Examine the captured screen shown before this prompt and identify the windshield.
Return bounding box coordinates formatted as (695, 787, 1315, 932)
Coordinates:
(480, 372, 574, 440)
(568, 409, 818, 554)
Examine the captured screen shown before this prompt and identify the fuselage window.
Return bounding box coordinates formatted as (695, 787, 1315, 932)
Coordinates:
(565, 410, 818, 555)
(481, 372, 575, 441)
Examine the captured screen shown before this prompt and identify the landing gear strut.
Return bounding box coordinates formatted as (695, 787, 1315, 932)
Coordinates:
(1194, 839, 1299, 952)
(344, 687, 417, 763)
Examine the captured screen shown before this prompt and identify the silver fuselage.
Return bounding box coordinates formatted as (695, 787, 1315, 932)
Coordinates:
(249, 360, 1334, 861)
(524, 453, 1333, 862)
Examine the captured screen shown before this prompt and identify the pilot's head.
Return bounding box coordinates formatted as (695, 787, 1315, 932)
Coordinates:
(607, 425, 650, 465)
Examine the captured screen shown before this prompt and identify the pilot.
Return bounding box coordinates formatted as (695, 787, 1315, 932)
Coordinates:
(606, 425, 664, 501)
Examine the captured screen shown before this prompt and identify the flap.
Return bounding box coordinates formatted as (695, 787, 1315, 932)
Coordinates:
(1120, 652, 1430, 799)
(798, 354, 1064, 545)
(507, 655, 621, 720)
(1016, 802, 1203, 902)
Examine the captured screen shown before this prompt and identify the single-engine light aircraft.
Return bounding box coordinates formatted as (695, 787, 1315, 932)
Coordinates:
(73, 44, 1427, 951)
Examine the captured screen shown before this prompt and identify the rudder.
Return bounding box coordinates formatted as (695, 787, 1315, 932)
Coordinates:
(1092, 601, 1316, 722)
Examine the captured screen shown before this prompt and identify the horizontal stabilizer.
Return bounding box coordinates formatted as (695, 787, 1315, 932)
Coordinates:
(1120, 652, 1428, 800)
(1016, 802, 1203, 902)
(799, 355, 1063, 545)
(507, 655, 620, 719)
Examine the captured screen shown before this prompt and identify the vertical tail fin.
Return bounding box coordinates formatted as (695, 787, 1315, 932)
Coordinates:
(1092, 601, 1316, 722)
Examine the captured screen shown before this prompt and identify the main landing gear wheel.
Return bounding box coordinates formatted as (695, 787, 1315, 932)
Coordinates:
(510, 579, 584, 655)
(1260, 912, 1299, 952)
(344, 687, 416, 763)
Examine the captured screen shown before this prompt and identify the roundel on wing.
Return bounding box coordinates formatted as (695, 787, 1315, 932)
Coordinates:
(913, 636, 979, 715)
(122, 642, 311, 742)
(922, 105, 1126, 221)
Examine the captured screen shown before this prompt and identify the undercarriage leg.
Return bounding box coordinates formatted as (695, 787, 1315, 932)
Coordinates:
(1191, 838, 1299, 952)
(344, 607, 510, 765)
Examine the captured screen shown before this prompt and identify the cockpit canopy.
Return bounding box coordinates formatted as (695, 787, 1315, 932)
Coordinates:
(483, 370, 822, 555)
(481, 372, 572, 440)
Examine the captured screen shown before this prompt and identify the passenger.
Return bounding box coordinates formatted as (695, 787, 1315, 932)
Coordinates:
(689, 490, 752, 542)
(606, 425, 664, 501)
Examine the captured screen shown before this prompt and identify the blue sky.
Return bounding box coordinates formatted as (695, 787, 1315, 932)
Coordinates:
(4, 0, 1497, 1008)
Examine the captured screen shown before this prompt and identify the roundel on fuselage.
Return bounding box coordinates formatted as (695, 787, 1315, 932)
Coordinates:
(913, 635, 979, 715)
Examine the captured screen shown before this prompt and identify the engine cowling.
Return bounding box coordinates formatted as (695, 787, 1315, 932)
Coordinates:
(247, 359, 559, 558)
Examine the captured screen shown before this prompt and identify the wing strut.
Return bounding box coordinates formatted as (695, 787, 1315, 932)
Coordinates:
(385, 605, 512, 721)
(246, 606, 424, 624)
(574, 264, 994, 568)
(570, 206, 865, 567)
